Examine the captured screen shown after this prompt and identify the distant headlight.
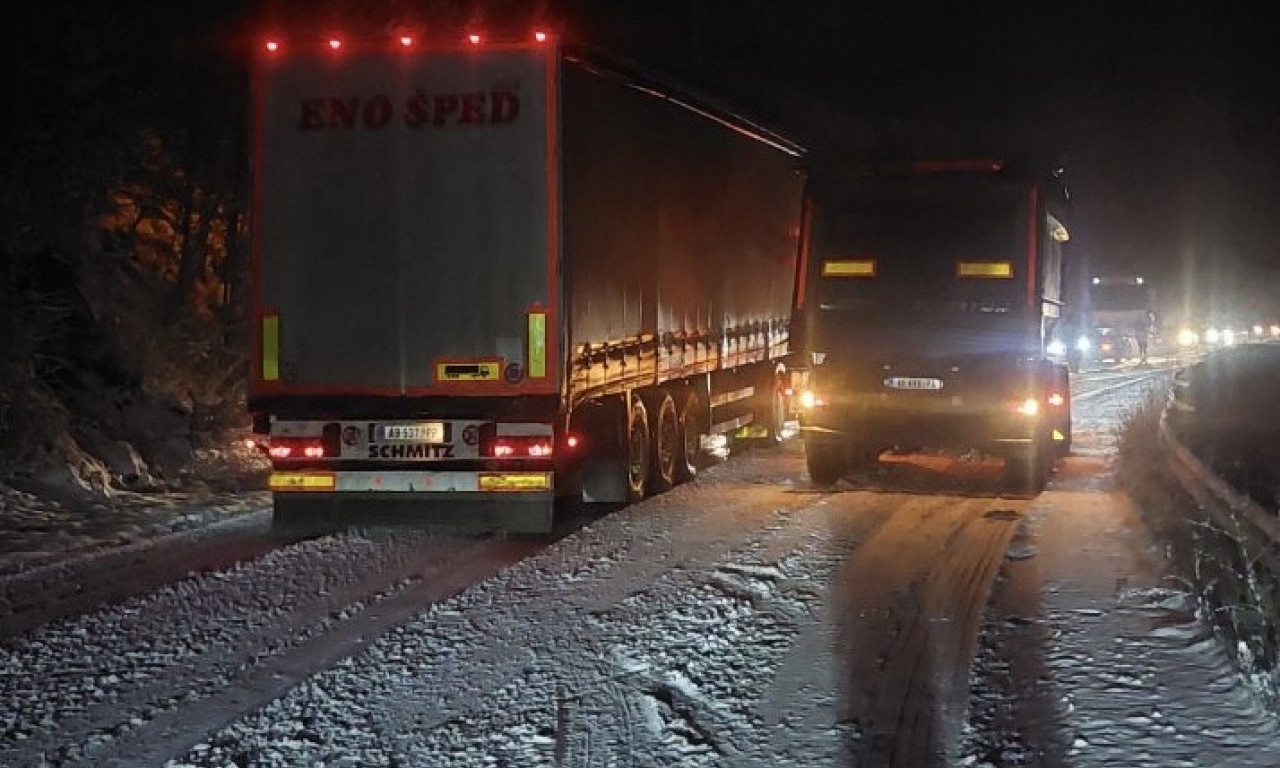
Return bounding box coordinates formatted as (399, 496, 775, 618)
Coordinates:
(1223, 329, 1237, 346)
(1075, 335, 1091, 352)
(1205, 328, 1221, 344)
(800, 390, 827, 409)
(1271, 325, 1280, 337)
(1047, 339, 1066, 356)
(1177, 328, 1198, 347)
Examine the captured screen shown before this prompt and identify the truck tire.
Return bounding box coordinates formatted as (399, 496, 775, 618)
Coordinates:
(806, 440, 846, 485)
(625, 397, 650, 504)
(648, 392, 679, 493)
(1003, 434, 1050, 495)
(675, 389, 702, 482)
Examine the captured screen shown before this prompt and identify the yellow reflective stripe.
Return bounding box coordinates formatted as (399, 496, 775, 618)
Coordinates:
(822, 259, 877, 277)
(957, 261, 1013, 278)
(261, 315, 280, 381)
(269, 472, 335, 491)
(528, 312, 547, 378)
(479, 472, 551, 491)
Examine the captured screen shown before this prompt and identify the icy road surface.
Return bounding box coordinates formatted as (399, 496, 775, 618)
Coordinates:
(4, 364, 1278, 767)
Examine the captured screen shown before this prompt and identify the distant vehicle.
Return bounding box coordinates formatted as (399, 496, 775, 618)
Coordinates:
(793, 160, 1073, 492)
(248, 32, 806, 532)
(1088, 275, 1157, 364)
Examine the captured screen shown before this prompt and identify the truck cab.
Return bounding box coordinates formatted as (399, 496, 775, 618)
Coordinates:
(794, 160, 1072, 492)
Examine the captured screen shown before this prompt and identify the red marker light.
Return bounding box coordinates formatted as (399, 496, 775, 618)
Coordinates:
(468, 33, 482, 45)
(566, 435, 580, 449)
(328, 38, 342, 51)
(534, 30, 548, 42)
(265, 40, 280, 53)
(399, 35, 413, 47)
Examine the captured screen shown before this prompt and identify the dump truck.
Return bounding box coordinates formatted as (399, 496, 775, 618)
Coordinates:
(248, 31, 805, 531)
(794, 160, 1073, 492)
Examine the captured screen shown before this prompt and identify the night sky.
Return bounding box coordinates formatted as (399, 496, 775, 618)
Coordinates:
(570, 1, 1280, 322)
(7, 1, 1279, 322)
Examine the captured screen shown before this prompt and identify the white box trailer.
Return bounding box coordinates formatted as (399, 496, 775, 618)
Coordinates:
(249, 34, 804, 531)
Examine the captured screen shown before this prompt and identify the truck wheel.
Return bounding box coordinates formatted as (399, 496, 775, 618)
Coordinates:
(675, 389, 702, 482)
(625, 397, 650, 504)
(648, 393, 679, 493)
(806, 440, 846, 485)
(1003, 435, 1049, 495)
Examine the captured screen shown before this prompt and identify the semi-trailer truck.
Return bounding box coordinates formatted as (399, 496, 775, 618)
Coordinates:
(249, 32, 805, 532)
(794, 160, 1073, 492)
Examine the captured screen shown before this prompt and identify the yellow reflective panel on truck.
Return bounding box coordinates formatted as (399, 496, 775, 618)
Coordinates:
(956, 261, 1014, 278)
(528, 311, 547, 378)
(821, 259, 877, 277)
(269, 472, 335, 491)
(479, 472, 551, 491)
(261, 314, 280, 381)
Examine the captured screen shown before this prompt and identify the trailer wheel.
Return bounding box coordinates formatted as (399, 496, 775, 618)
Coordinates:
(806, 440, 846, 485)
(626, 397, 650, 503)
(675, 389, 702, 482)
(648, 393, 679, 493)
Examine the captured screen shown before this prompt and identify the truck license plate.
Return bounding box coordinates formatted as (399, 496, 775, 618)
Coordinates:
(380, 423, 446, 443)
(883, 377, 945, 391)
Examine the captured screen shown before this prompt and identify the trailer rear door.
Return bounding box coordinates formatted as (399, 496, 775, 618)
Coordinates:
(253, 42, 557, 396)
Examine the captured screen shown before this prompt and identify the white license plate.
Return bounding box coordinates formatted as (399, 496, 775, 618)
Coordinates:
(883, 376, 945, 391)
(380, 423, 446, 443)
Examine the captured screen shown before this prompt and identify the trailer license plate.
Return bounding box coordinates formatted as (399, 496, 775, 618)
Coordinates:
(884, 377, 944, 391)
(380, 423, 445, 443)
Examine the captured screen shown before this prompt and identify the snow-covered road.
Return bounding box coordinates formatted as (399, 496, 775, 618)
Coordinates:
(4, 365, 1278, 767)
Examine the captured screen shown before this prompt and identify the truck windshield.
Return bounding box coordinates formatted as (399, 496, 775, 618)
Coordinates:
(811, 179, 1029, 318)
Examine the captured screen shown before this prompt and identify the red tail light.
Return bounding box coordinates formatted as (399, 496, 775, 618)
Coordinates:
(268, 434, 337, 460)
(486, 436, 553, 458)
(480, 424, 556, 458)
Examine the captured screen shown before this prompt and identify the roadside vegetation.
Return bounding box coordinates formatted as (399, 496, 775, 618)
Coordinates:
(1, 6, 265, 507)
(1117, 385, 1280, 706)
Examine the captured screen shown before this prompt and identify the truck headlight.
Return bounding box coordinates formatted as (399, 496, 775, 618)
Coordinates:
(1015, 397, 1040, 417)
(1177, 328, 1197, 347)
(1046, 339, 1066, 356)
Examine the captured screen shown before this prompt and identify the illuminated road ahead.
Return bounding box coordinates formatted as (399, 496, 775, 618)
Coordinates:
(6, 364, 1279, 768)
